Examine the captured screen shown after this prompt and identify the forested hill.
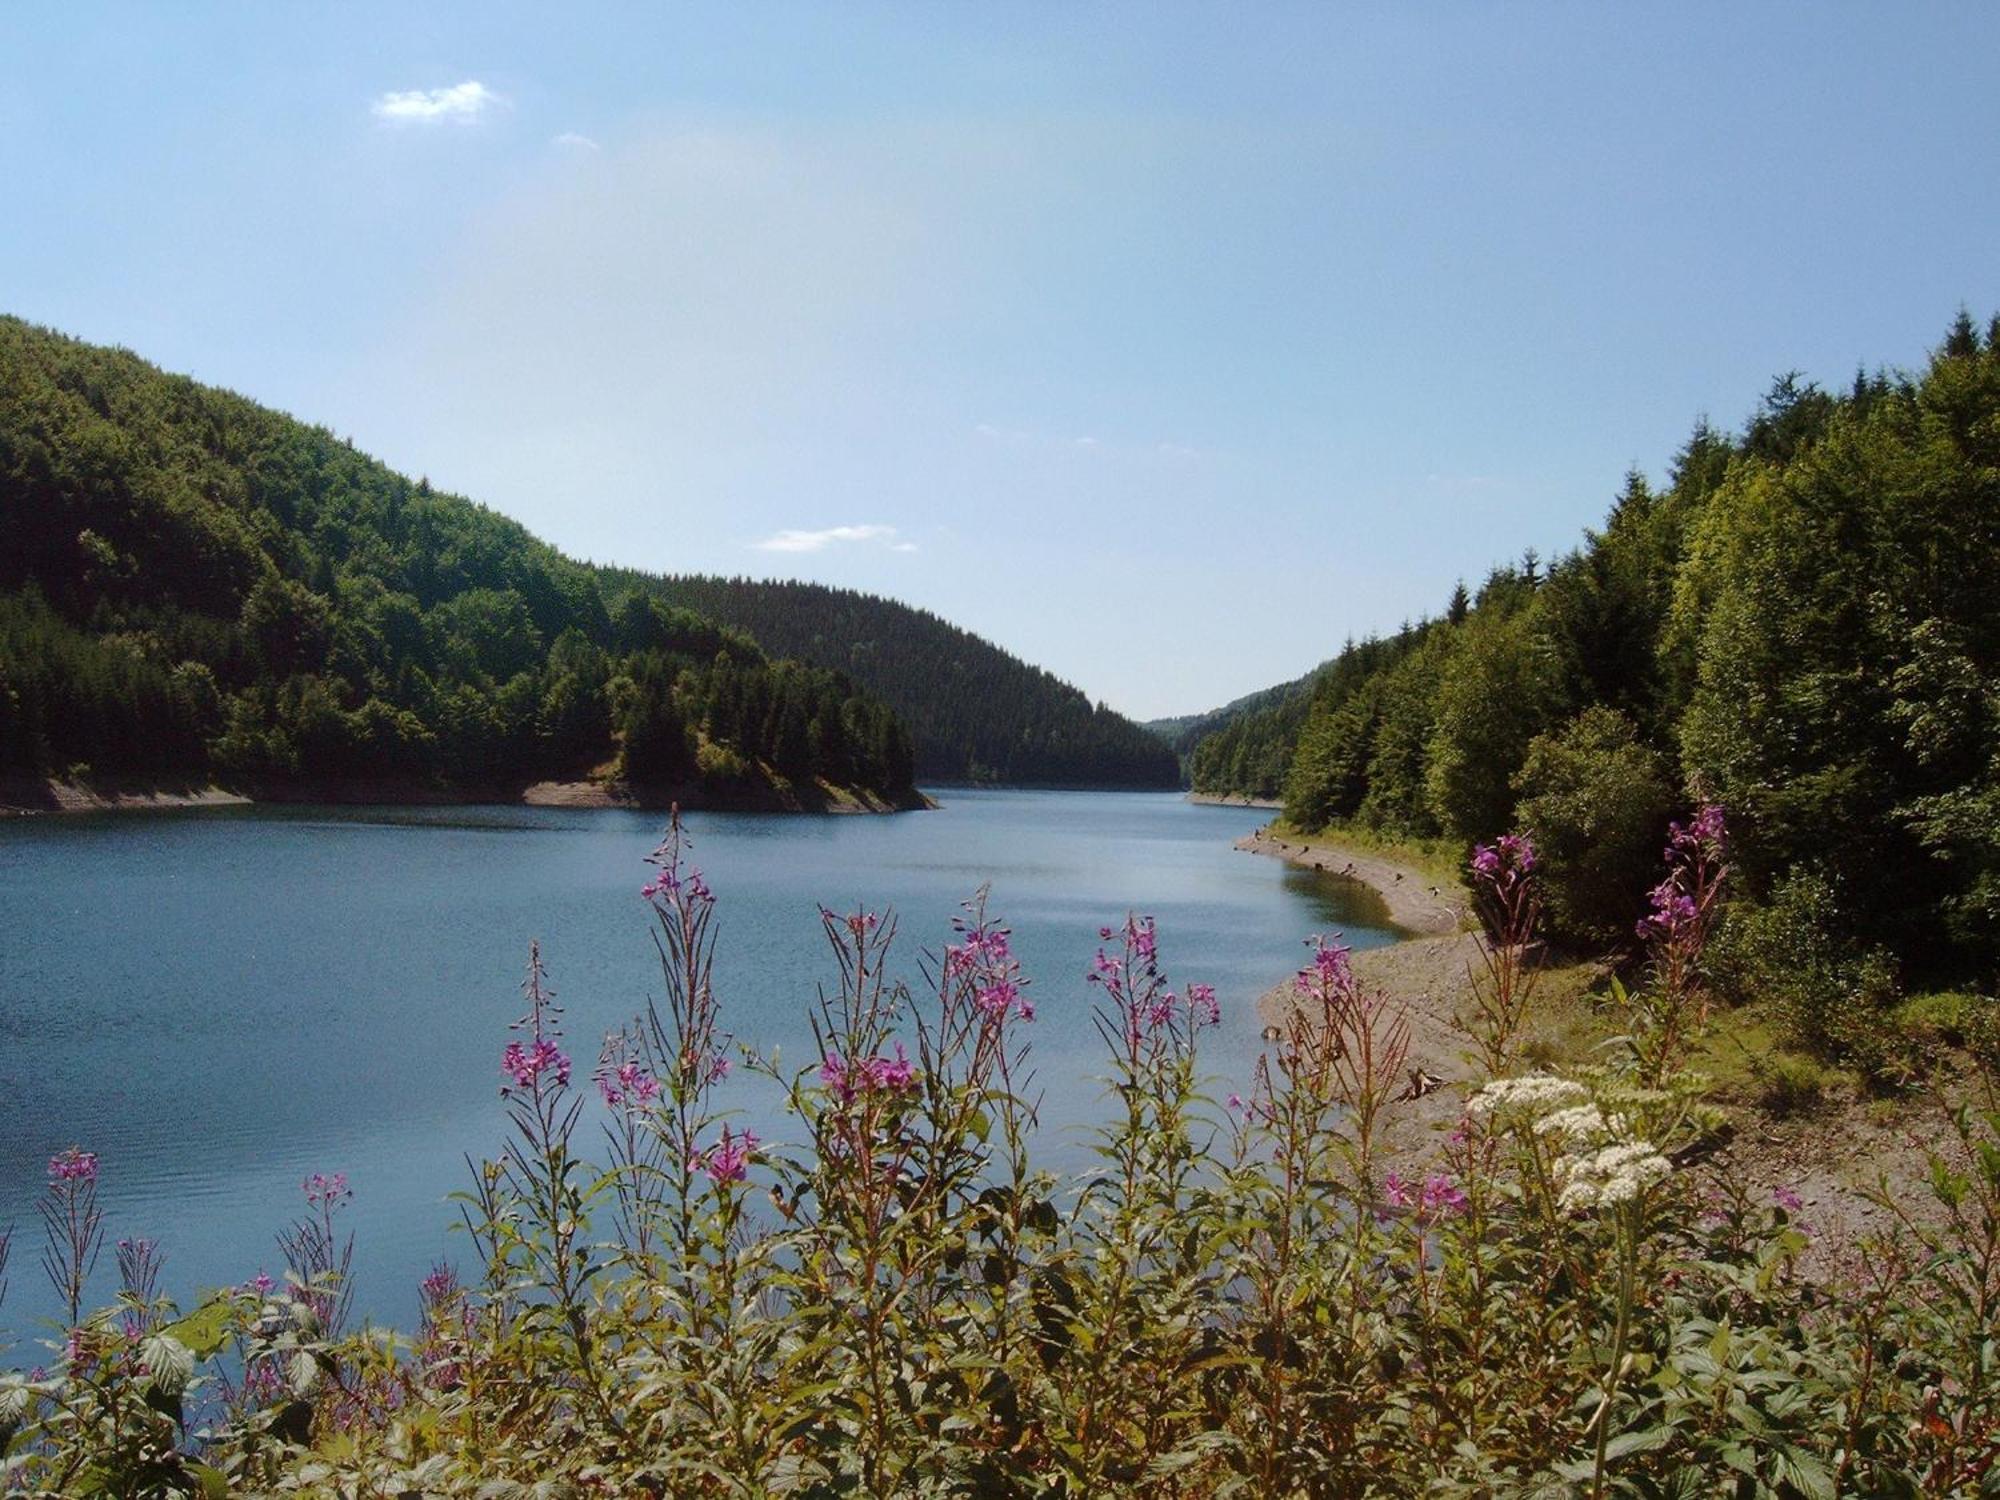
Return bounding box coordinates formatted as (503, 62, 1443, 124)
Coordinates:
(0, 317, 918, 808)
(1185, 310, 2000, 1002)
(602, 574, 1182, 787)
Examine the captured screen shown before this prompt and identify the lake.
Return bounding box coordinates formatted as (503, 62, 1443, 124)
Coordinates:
(0, 789, 1397, 1335)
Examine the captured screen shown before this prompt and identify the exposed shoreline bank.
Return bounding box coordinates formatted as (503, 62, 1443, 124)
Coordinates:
(0, 775, 932, 819)
(1236, 824, 1954, 1268)
(1188, 790, 1283, 810)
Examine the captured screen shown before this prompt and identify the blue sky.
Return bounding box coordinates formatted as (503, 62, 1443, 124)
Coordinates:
(3, 6, 1996, 718)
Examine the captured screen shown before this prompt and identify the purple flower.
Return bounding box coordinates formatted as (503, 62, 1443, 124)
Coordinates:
(1773, 1185, 1803, 1213)
(502, 1036, 572, 1091)
(599, 1060, 662, 1109)
(1295, 935, 1354, 996)
(1187, 983, 1221, 1026)
(302, 1171, 350, 1209)
(1420, 1173, 1469, 1218)
(1471, 833, 1537, 890)
(821, 1043, 920, 1104)
(692, 1127, 757, 1185)
(1383, 1169, 1413, 1208)
(48, 1147, 98, 1184)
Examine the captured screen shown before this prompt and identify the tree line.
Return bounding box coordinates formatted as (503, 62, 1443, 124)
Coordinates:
(1191, 311, 2000, 1033)
(0, 317, 915, 803)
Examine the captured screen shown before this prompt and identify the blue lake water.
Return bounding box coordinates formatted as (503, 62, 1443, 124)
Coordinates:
(0, 789, 1395, 1336)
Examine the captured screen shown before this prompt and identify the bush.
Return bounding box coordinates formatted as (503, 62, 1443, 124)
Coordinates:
(1754, 1049, 1837, 1115)
(1512, 705, 1675, 947)
(1714, 868, 1904, 1074)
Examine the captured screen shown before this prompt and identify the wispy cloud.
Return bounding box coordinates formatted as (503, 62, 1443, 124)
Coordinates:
(752, 523, 908, 554)
(372, 81, 503, 125)
(552, 131, 601, 151)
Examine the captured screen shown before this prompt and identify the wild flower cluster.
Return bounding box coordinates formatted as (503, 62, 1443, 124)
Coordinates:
(2, 809, 1998, 1496)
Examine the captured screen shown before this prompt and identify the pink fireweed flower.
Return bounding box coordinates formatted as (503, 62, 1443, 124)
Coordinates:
(1669, 803, 1728, 862)
(1471, 832, 1537, 887)
(1773, 1185, 1803, 1213)
(302, 1172, 350, 1209)
(974, 978, 1035, 1024)
(1295, 935, 1355, 998)
(502, 1036, 572, 1091)
(1383, 1169, 1414, 1209)
(1636, 877, 1701, 940)
(598, 1060, 663, 1109)
(48, 1147, 98, 1184)
(1187, 982, 1221, 1027)
(945, 921, 1013, 979)
(251, 1271, 275, 1296)
(1420, 1173, 1469, 1218)
(691, 1127, 757, 1185)
(821, 1043, 920, 1105)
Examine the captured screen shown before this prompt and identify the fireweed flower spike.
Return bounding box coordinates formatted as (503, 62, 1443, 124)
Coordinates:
(41, 1146, 105, 1327)
(692, 1127, 758, 1186)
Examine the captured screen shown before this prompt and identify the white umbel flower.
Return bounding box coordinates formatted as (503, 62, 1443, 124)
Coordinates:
(1466, 1074, 1587, 1121)
(1534, 1103, 1609, 1145)
(1556, 1140, 1672, 1212)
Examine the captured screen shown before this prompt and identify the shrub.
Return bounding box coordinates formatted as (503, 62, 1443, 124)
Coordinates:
(1513, 705, 1675, 947)
(1714, 867, 1905, 1075)
(1754, 1049, 1837, 1115)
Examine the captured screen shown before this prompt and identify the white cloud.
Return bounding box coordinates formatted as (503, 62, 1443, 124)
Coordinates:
(890, 541, 920, 553)
(372, 81, 503, 125)
(552, 131, 600, 151)
(752, 523, 902, 554)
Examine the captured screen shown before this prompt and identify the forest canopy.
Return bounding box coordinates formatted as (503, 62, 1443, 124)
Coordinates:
(1186, 312, 2000, 995)
(0, 317, 916, 804)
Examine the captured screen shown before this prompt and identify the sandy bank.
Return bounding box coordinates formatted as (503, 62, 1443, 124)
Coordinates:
(1235, 826, 1464, 936)
(2, 775, 931, 819)
(0, 780, 254, 816)
(1188, 791, 1283, 810)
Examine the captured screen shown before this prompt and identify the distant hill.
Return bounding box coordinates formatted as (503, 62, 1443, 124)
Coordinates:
(607, 575, 1181, 788)
(0, 317, 918, 808)
(1147, 669, 1325, 759)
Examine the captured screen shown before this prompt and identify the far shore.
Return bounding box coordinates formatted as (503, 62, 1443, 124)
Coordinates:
(0, 775, 932, 820)
(1187, 790, 1283, 809)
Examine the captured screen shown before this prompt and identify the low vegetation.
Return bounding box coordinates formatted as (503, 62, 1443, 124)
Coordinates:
(5, 811, 1997, 1496)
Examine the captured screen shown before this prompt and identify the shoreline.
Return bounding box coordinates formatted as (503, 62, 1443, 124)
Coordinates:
(1188, 790, 1282, 810)
(1243, 826, 1481, 1156)
(1237, 824, 1953, 1268)
(1235, 825, 1464, 936)
(0, 775, 933, 820)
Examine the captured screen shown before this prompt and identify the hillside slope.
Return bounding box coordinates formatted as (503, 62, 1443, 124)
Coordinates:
(0, 317, 918, 809)
(610, 575, 1181, 787)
